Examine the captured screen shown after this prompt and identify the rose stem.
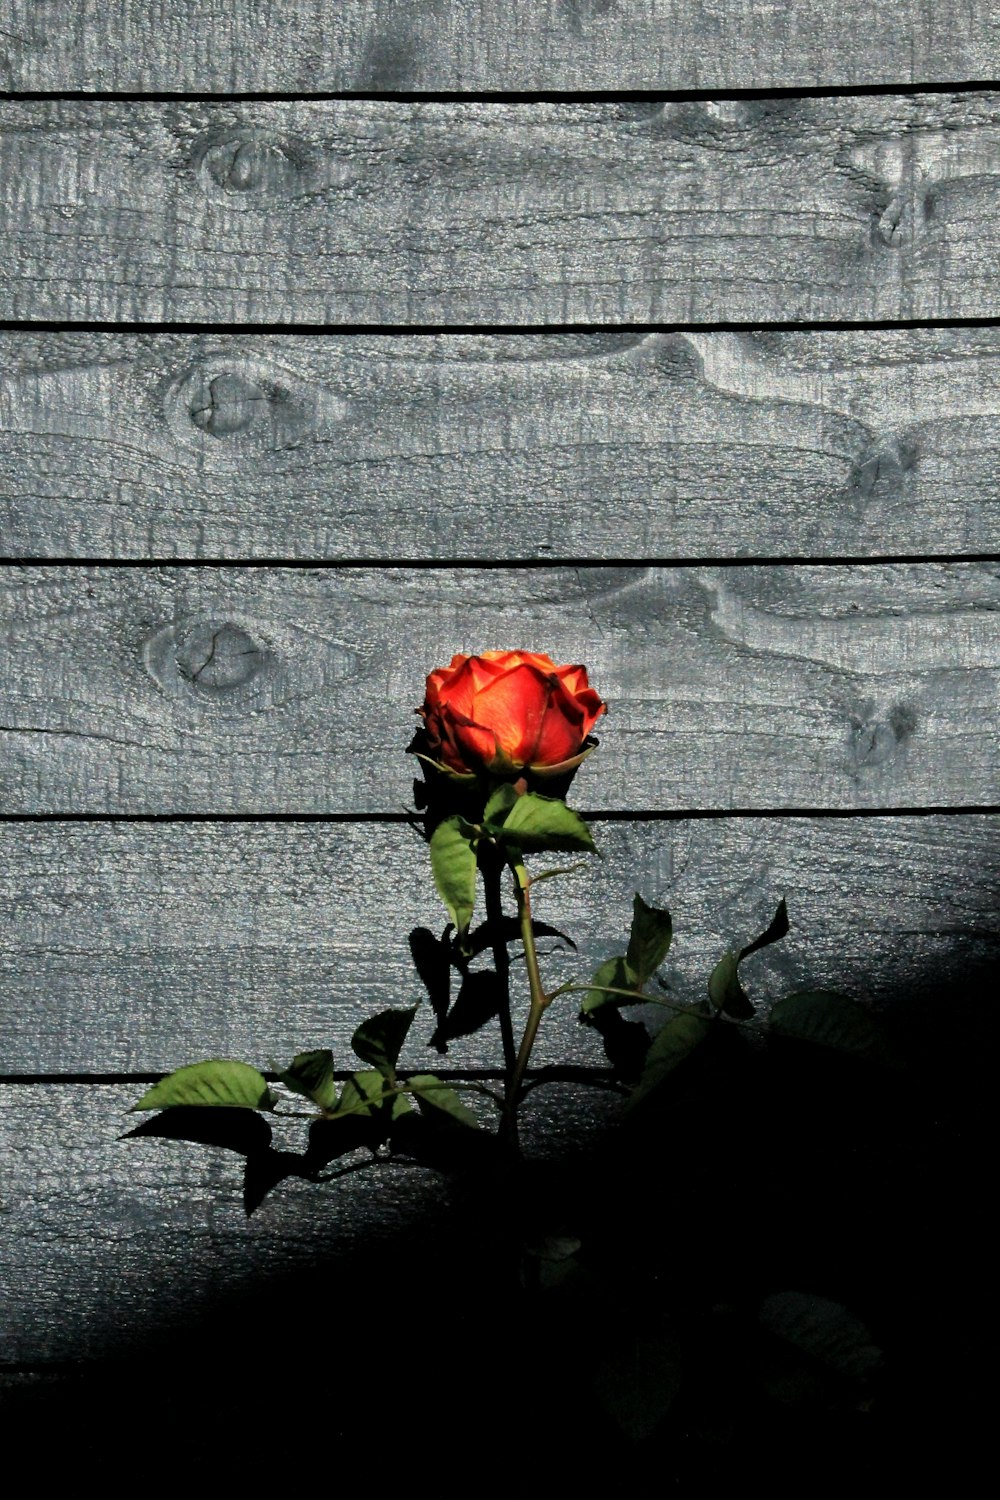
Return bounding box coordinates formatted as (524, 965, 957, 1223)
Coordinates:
(501, 857, 550, 1144)
(481, 846, 517, 1077)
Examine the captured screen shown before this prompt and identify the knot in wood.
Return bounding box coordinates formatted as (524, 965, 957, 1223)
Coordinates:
(189, 373, 267, 438)
(199, 132, 304, 196)
(175, 623, 268, 692)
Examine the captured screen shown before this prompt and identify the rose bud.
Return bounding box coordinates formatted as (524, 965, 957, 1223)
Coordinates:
(415, 650, 606, 780)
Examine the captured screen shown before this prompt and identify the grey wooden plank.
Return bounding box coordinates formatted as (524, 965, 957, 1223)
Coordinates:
(0, 1079, 607, 1363)
(5, 97, 1000, 323)
(3, 1, 998, 92)
(6, 329, 1000, 560)
(1, 563, 998, 814)
(1, 817, 997, 1073)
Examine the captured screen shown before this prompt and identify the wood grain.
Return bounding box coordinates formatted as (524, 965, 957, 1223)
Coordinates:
(5, 97, 1000, 323)
(3, 1, 998, 92)
(1, 817, 996, 1073)
(5, 329, 1000, 560)
(1, 563, 998, 814)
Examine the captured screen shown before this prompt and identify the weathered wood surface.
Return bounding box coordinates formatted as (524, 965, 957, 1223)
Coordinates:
(5, 329, 1000, 560)
(1, 563, 998, 813)
(2, 1, 998, 92)
(0, 1079, 610, 1363)
(1, 816, 996, 1073)
(5, 97, 1000, 323)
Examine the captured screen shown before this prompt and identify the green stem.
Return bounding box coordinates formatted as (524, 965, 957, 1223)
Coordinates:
(481, 847, 517, 1076)
(502, 858, 551, 1141)
(556, 980, 754, 1027)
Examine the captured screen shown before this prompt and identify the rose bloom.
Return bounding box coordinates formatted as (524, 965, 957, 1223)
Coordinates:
(417, 650, 606, 778)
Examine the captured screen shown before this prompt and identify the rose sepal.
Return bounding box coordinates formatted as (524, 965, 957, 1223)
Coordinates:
(524, 739, 600, 779)
(409, 749, 479, 784)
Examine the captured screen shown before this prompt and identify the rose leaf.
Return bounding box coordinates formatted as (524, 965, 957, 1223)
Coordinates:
(499, 792, 596, 854)
(483, 783, 519, 827)
(768, 990, 885, 1058)
(406, 1074, 480, 1128)
(579, 954, 641, 1017)
(278, 1049, 337, 1111)
(351, 1006, 419, 1078)
(593, 1327, 683, 1441)
(625, 893, 673, 986)
(335, 1070, 412, 1122)
(132, 1060, 276, 1112)
(429, 814, 478, 935)
(708, 898, 789, 1020)
(627, 1011, 712, 1110)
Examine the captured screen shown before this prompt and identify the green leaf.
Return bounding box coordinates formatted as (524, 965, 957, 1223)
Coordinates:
(769, 990, 884, 1058)
(579, 954, 640, 1016)
(625, 894, 673, 986)
(278, 1049, 337, 1111)
(132, 1060, 275, 1112)
(707, 949, 754, 1021)
(708, 899, 790, 1020)
(741, 897, 789, 961)
(406, 1074, 480, 1128)
(760, 1292, 883, 1381)
(351, 1006, 418, 1078)
(483, 783, 519, 826)
(335, 1070, 412, 1121)
(628, 1011, 711, 1109)
(429, 815, 477, 935)
(593, 1329, 683, 1441)
(498, 793, 596, 854)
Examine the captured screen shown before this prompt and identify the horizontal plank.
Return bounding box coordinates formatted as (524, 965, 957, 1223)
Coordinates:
(1, 816, 997, 1073)
(4, 97, 1000, 322)
(3, 1, 998, 91)
(1, 564, 998, 813)
(5, 329, 1000, 559)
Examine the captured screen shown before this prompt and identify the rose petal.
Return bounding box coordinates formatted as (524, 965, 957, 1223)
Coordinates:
(574, 687, 606, 738)
(530, 685, 586, 766)
(555, 663, 587, 695)
(472, 662, 556, 763)
(451, 714, 499, 771)
(435, 657, 481, 717)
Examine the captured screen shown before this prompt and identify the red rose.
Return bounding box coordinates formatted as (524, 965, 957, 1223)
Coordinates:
(416, 650, 606, 778)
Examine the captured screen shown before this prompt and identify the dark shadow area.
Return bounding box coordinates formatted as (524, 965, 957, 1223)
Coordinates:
(2, 959, 995, 1483)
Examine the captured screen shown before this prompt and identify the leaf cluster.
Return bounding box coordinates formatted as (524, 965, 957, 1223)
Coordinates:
(430, 789, 595, 939)
(581, 896, 890, 1110)
(129, 1005, 484, 1211)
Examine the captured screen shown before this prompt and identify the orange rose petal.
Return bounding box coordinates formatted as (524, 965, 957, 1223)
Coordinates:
(530, 707, 583, 766)
(574, 687, 606, 737)
(473, 661, 555, 762)
(452, 715, 499, 770)
(555, 663, 587, 695)
(468, 655, 508, 692)
(438, 657, 482, 717)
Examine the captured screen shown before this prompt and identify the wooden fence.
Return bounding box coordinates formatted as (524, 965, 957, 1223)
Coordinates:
(1, 2, 996, 1471)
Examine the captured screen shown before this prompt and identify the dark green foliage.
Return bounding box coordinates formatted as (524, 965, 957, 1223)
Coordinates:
(769, 990, 886, 1058)
(708, 899, 789, 1019)
(625, 894, 673, 986)
(628, 1010, 712, 1110)
(278, 1049, 337, 1111)
(351, 1007, 418, 1078)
